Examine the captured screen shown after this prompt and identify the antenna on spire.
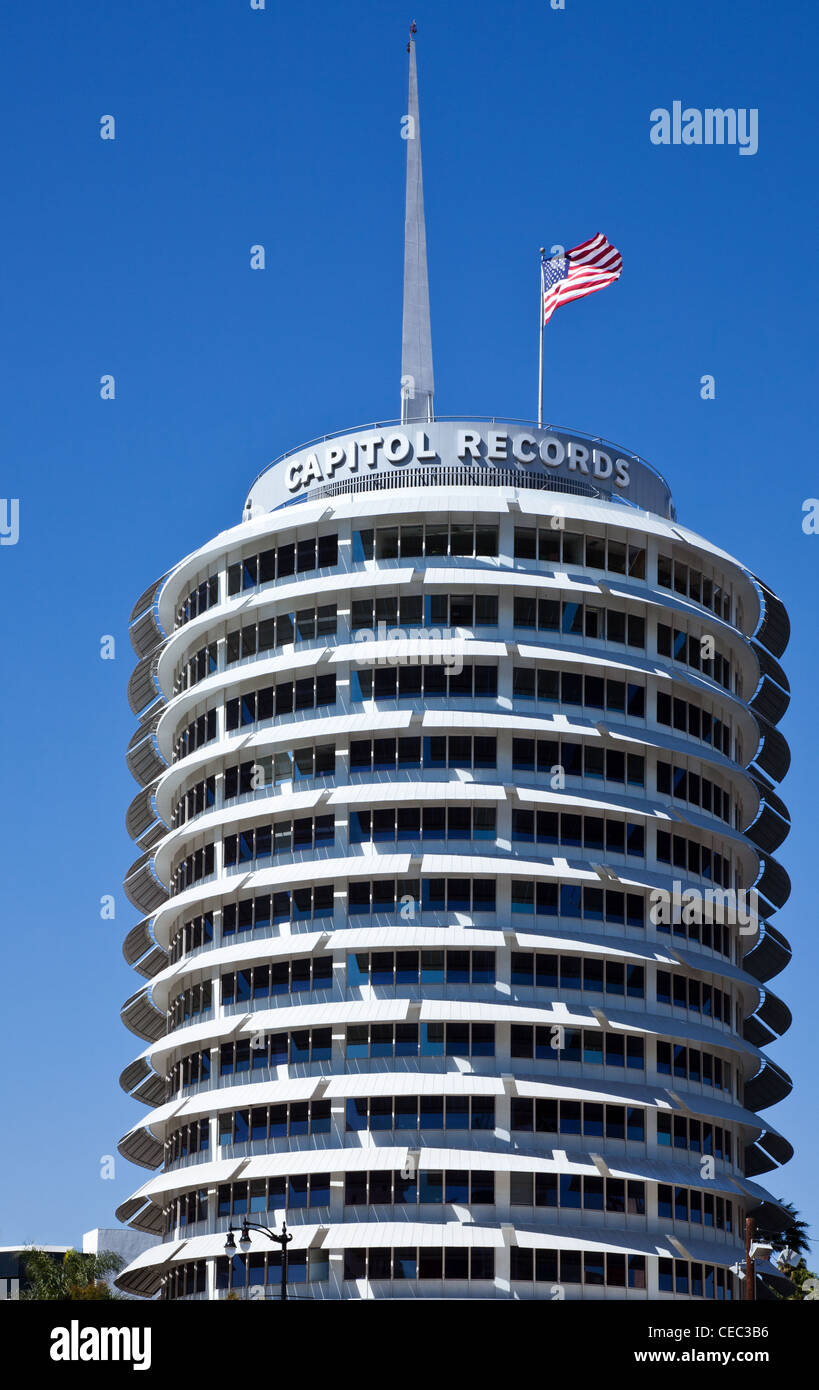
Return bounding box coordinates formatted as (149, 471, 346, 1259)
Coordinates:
(400, 22, 434, 424)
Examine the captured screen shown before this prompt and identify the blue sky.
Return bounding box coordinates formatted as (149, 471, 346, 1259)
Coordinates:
(1, 0, 817, 1248)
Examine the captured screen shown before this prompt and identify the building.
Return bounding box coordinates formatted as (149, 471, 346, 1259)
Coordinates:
(0, 1230, 157, 1300)
(114, 34, 792, 1300)
(0, 1246, 69, 1301)
(82, 1229, 159, 1295)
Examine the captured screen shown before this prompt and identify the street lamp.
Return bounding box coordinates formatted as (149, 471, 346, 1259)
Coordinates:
(224, 1219, 293, 1301)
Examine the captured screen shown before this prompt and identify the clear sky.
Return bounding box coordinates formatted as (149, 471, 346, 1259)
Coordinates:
(1, 0, 816, 1249)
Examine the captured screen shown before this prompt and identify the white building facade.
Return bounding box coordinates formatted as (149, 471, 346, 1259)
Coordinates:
(114, 419, 792, 1300)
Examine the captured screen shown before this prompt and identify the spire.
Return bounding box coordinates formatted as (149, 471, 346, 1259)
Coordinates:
(401, 23, 434, 424)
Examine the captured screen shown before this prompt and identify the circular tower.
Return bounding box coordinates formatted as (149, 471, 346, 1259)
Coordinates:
(115, 419, 792, 1300)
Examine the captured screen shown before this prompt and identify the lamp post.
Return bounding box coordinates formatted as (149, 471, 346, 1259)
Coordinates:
(225, 1219, 293, 1301)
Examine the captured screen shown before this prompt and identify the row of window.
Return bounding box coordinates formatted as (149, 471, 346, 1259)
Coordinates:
(214, 1095, 495, 1147)
(657, 622, 735, 692)
(223, 888, 334, 933)
(510, 1025, 644, 1070)
(228, 606, 337, 661)
(511, 808, 647, 857)
(513, 526, 646, 579)
(510, 1098, 644, 1142)
(344, 1169, 495, 1206)
(510, 882, 645, 927)
(169, 982, 212, 1030)
(171, 533, 733, 640)
(509, 1173, 646, 1213)
(167, 1249, 734, 1297)
(175, 608, 340, 693)
(222, 956, 333, 1004)
(172, 670, 736, 773)
(350, 879, 648, 931)
(510, 1247, 648, 1288)
(174, 709, 217, 763)
(343, 1246, 497, 1282)
(173, 747, 337, 826)
(351, 593, 498, 631)
(178, 1171, 669, 1216)
(657, 1040, 732, 1090)
(513, 1250, 735, 1299)
(216, 1101, 332, 1147)
(352, 664, 498, 701)
(657, 760, 734, 823)
(164, 1252, 328, 1297)
(227, 533, 339, 596)
(656, 831, 734, 888)
(168, 1050, 211, 1089)
(510, 951, 645, 997)
(354, 523, 498, 562)
(657, 912, 734, 958)
(657, 554, 734, 623)
(512, 667, 646, 716)
(172, 843, 214, 895)
(349, 592, 649, 652)
(472, 1098, 735, 1162)
(169, 953, 734, 1028)
(169, 913, 213, 963)
(167, 1026, 737, 1092)
(224, 674, 336, 734)
(190, 805, 652, 861)
(344, 1094, 495, 1133)
(657, 1112, 735, 1159)
(165, 878, 737, 974)
(176, 575, 219, 628)
(219, 1030, 333, 1072)
(171, 818, 731, 892)
(349, 805, 497, 844)
(349, 948, 495, 987)
(345, 1022, 495, 1060)
(169, 745, 734, 843)
(349, 877, 497, 914)
(512, 1029, 732, 1095)
(217, 1174, 331, 1215)
(658, 1187, 734, 1230)
(658, 1257, 734, 1298)
(512, 737, 645, 786)
(656, 691, 734, 757)
(175, 642, 218, 694)
(216, 1249, 328, 1290)
(167, 1190, 207, 1230)
(512, 596, 646, 648)
(657, 970, 734, 1024)
(351, 733, 496, 772)
(164, 1261, 207, 1298)
(165, 1096, 738, 1163)
(173, 775, 216, 828)
(222, 815, 335, 871)
(167, 1118, 210, 1162)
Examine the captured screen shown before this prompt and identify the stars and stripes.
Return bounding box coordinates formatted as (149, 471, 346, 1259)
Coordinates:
(541, 233, 623, 326)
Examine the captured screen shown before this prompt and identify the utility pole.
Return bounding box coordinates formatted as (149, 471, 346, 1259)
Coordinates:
(745, 1216, 756, 1301)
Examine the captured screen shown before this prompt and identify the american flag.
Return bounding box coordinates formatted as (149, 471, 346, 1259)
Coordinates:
(541, 233, 623, 326)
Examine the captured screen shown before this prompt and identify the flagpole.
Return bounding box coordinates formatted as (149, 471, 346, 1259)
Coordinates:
(537, 247, 545, 427)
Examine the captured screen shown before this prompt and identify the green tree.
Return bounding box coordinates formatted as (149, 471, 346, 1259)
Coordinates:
(754, 1199, 811, 1259)
(784, 1263, 819, 1301)
(21, 1247, 125, 1301)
